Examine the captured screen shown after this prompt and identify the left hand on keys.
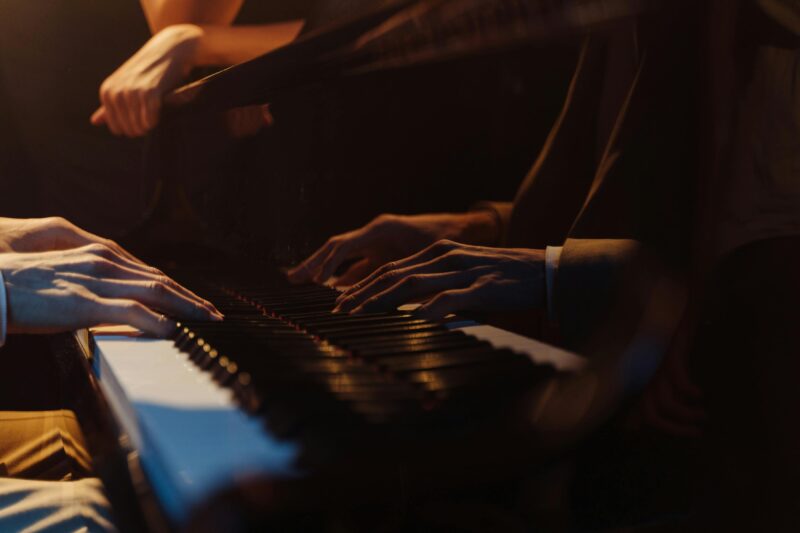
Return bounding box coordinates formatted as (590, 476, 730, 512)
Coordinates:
(333, 240, 547, 319)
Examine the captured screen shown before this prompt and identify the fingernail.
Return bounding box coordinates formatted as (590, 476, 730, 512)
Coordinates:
(206, 308, 223, 320)
(332, 306, 342, 314)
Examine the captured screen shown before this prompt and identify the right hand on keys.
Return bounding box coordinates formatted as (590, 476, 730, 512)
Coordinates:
(0, 244, 222, 337)
(287, 212, 501, 287)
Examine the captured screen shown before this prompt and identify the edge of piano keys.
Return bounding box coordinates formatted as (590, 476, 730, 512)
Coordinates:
(77, 331, 304, 526)
(75, 317, 586, 527)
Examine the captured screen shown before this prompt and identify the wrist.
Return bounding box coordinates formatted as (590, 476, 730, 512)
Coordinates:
(458, 211, 501, 246)
(160, 23, 206, 68)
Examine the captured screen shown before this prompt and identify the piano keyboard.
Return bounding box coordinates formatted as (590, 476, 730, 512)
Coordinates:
(83, 275, 585, 526)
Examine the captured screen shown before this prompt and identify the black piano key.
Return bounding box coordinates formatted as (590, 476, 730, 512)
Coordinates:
(375, 348, 520, 372)
(311, 319, 431, 337)
(297, 312, 410, 328)
(169, 277, 552, 438)
(406, 358, 542, 392)
(323, 322, 443, 342)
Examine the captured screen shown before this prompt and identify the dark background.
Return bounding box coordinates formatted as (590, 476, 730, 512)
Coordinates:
(0, 0, 575, 268)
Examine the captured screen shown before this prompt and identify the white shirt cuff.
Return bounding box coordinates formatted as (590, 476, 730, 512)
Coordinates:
(545, 246, 563, 323)
(0, 270, 7, 347)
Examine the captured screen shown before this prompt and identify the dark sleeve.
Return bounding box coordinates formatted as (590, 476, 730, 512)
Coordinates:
(504, 36, 609, 249)
(555, 238, 640, 348)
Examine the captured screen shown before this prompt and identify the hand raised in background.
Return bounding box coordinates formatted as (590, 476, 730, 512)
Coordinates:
(287, 211, 500, 287)
(91, 24, 204, 137)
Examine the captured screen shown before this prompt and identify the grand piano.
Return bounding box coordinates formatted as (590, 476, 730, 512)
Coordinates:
(76, 269, 586, 530)
(61, 1, 651, 530)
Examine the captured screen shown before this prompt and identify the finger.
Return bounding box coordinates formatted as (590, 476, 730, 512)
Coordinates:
(124, 91, 146, 137)
(142, 94, 160, 132)
(90, 107, 107, 126)
(100, 298, 178, 338)
(316, 229, 373, 284)
(338, 251, 486, 312)
(79, 277, 220, 322)
(287, 239, 338, 284)
(348, 269, 486, 315)
(101, 94, 124, 136)
(416, 278, 496, 320)
(65, 250, 222, 317)
(109, 91, 135, 137)
(340, 240, 463, 300)
(333, 258, 377, 288)
(261, 104, 274, 127)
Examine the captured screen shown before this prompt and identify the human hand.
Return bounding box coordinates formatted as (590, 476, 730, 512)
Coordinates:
(287, 212, 500, 287)
(225, 104, 273, 138)
(0, 244, 222, 337)
(0, 217, 144, 263)
(333, 240, 546, 320)
(91, 24, 204, 137)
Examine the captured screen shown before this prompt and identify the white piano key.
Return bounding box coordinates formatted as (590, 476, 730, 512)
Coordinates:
(91, 336, 301, 525)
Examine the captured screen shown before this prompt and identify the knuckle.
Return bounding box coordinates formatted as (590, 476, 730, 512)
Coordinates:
(87, 242, 112, 257)
(442, 250, 461, 266)
(99, 80, 113, 97)
(378, 270, 400, 285)
(124, 300, 146, 314)
(87, 257, 110, 273)
(374, 213, 397, 226)
(46, 216, 68, 228)
(148, 280, 167, 295)
(403, 275, 422, 288)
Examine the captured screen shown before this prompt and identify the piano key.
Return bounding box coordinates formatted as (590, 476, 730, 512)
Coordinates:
(310, 319, 432, 337)
(374, 347, 520, 372)
(322, 322, 444, 342)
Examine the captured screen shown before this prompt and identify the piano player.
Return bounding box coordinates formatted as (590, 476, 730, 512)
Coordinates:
(0, 215, 221, 531)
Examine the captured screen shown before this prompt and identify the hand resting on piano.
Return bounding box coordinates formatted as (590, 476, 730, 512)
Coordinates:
(335, 240, 547, 319)
(287, 211, 501, 287)
(288, 212, 548, 320)
(0, 217, 221, 337)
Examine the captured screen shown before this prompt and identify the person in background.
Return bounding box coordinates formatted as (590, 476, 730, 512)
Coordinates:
(91, 0, 304, 138)
(0, 215, 221, 532)
(289, 1, 699, 352)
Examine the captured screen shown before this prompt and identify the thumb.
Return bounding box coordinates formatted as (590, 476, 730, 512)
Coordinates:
(90, 107, 107, 126)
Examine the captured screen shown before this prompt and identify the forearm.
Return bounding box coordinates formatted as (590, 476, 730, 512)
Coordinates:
(140, 0, 244, 33)
(192, 21, 304, 66)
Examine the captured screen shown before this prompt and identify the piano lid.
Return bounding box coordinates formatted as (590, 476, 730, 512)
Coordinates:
(164, 0, 649, 113)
